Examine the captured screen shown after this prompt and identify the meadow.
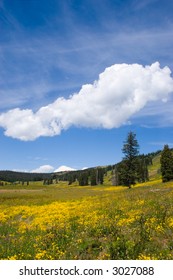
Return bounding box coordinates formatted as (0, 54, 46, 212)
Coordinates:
(0, 174, 173, 260)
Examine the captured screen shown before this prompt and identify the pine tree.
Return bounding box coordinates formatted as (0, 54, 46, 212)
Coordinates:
(137, 155, 149, 183)
(96, 168, 104, 184)
(160, 144, 173, 182)
(112, 165, 119, 186)
(90, 169, 97, 186)
(121, 131, 140, 188)
(78, 172, 89, 186)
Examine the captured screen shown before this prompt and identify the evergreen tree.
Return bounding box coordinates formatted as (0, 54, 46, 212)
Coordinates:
(160, 144, 173, 182)
(78, 172, 88, 186)
(90, 169, 97, 186)
(96, 168, 104, 184)
(112, 165, 119, 186)
(68, 174, 76, 185)
(121, 131, 139, 188)
(118, 160, 131, 186)
(137, 155, 149, 182)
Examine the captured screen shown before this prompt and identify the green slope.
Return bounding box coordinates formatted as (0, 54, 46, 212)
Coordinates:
(148, 153, 161, 181)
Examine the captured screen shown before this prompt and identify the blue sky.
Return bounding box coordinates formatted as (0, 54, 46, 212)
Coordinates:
(0, 0, 173, 172)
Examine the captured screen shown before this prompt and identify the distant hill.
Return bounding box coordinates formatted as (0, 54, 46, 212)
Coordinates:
(0, 170, 51, 183)
(0, 150, 162, 183)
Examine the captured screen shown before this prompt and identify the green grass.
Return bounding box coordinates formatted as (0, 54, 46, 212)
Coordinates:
(0, 181, 125, 206)
(148, 154, 161, 180)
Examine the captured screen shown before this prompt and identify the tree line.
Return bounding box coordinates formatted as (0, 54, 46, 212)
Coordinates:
(53, 132, 154, 187)
(0, 170, 51, 183)
(52, 167, 106, 186)
(1, 131, 171, 187)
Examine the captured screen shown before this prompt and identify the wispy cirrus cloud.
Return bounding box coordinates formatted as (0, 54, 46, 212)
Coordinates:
(1, 0, 173, 119)
(1, 7, 173, 112)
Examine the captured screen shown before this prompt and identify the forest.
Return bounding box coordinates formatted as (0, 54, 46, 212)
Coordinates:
(0, 131, 172, 187)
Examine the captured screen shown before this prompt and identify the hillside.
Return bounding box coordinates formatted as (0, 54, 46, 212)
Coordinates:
(148, 153, 161, 180)
(0, 150, 162, 184)
(0, 170, 52, 183)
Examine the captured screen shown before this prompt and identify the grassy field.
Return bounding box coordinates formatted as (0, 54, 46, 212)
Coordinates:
(0, 176, 173, 260)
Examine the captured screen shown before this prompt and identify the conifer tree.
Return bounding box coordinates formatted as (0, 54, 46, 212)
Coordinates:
(90, 169, 97, 186)
(121, 131, 139, 188)
(137, 155, 149, 182)
(160, 144, 173, 182)
(96, 168, 104, 184)
(78, 172, 88, 186)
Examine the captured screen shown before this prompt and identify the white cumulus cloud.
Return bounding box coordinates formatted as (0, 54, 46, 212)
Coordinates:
(31, 165, 54, 173)
(0, 62, 173, 141)
(54, 165, 76, 172)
